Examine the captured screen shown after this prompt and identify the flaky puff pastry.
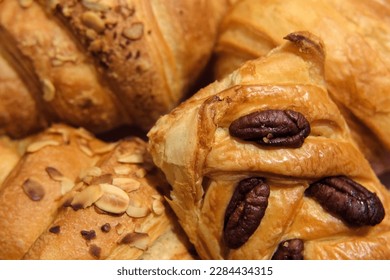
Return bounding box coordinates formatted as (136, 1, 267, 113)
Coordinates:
(0, 0, 235, 138)
(148, 32, 390, 259)
(214, 0, 390, 176)
(0, 124, 194, 260)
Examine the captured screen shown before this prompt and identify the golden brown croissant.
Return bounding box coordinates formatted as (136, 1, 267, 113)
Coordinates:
(148, 32, 390, 259)
(0, 124, 194, 260)
(213, 0, 390, 176)
(0, 0, 234, 138)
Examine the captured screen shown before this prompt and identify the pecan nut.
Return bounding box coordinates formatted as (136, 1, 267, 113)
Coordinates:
(272, 239, 304, 260)
(304, 176, 385, 226)
(224, 177, 270, 249)
(229, 110, 310, 148)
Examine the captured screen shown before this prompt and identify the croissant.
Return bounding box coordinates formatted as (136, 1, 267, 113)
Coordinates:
(148, 32, 390, 259)
(213, 0, 390, 176)
(0, 124, 194, 260)
(0, 0, 234, 138)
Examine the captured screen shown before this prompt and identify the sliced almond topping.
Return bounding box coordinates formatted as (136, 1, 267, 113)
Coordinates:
(152, 199, 165, 216)
(90, 174, 113, 185)
(135, 168, 147, 178)
(26, 140, 60, 153)
(122, 22, 144, 40)
(114, 166, 131, 175)
(81, 11, 105, 33)
(119, 232, 149, 250)
(22, 179, 45, 201)
(61, 177, 75, 195)
(19, 0, 33, 8)
(94, 184, 130, 214)
(112, 178, 141, 192)
(82, 0, 109, 12)
(115, 223, 126, 235)
(71, 184, 103, 210)
(92, 143, 117, 154)
(117, 153, 144, 164)
(126, 205, 150, 218)
(47, 127, 70, 143)
(45, 167, 64, 181)
(75, 127, 94, 140)
(77, 138, 94, 157)
(42, 78, 56, 102)
(79, 166, 102, 179)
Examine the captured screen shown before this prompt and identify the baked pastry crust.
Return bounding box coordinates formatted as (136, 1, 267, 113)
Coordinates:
(213, 0, 390, 174)
(0, 0, 234, 137)
(0, 124, 193, 260)
(148, 32, 390, 259)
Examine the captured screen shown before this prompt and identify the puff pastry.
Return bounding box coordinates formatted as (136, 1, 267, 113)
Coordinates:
(148, 32, 390, 259)
(213, 0, 390, 175)
(0, 0, 234, 137)
(0, 124, 194, 260)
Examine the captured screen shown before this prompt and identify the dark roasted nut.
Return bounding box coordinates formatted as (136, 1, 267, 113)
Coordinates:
(224, 177, 270, 249)
(229, 110, 310, 148)
(272, 239, 304, 260)
(305, 176, 385, 226)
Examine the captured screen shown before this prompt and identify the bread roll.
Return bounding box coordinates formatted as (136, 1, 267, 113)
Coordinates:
(148, 32, 390, 259)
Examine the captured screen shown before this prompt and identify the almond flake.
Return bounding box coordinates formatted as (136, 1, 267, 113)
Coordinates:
(151, 199, 165, 216)
(81, 11, 105, 33)
(122, 22, 144, 40)
(77, 138, 94, 157)
(71, 184, 103, 210)
(47, 127, 70, 144)
(117, 153, 144, 164)
(26, 140, 60, 153)
(92, 143, 117, 154)
(112, 178, 140, 192)
(61, 177, 75, 195)
(135, 168, 147, 178)
(90, 174, 113, 185)
(94, 184, 130, 214)
(114, 166, 131, 175)
(79, 166, 102, 179)
(82, 0, 109, 12)
(119, 232, 149, 250)
(126, 205, 150, 218)
(42, 78, 56, 102)
(115, 223, 126, 235)
(74, 127, 94, 140)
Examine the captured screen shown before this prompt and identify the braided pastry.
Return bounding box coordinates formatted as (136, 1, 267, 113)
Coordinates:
(213, 0, 390, 175)
(0, 124, 194, 260)
(148, 32, 390, 259)
(0, 0, 234, 138)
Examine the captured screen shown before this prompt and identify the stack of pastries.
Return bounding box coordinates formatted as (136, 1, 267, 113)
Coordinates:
(0, 0, 389, 260)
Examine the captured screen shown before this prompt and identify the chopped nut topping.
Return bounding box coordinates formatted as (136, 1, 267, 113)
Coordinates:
(61, 177, 75, 195)
(77, 138, 94, 157)
(94, 184, 130, 214)
(47, 127, 70, 144)
(82, 0, 109, 12)
(119, 232, 149, 250)
(101, 223, 111, 233)
(152, 200, 165, 216)
(22, 179, 45, 201)
(45, 167, 63, 181)
(75, 127, 94, 140)
(135, 168, 147, 178)
(18, 0, 33, 8)
(115, 223, 126, 235)
(122, 22, 144, 40)
(90, 174, 113, 185)
(42, 78, 56, 102)
(114, 166, 131, 175)
(126, 205, 150, 218)
(81, 11, 105, 33)
(117, 153, 144, 164)
(26, 140, 60, 153)
(49, 225, 61, 234)
(81, 229, 96, 241)
(80, 166, 102, 179)
(71, 184, 103, 210)
(112, 178, 141, 192)
(92, 143, 117, 154)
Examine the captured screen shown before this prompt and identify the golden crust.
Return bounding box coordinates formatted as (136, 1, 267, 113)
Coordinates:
(213, 0, 390, 171)
(0, 0, 235, 137)
(24, 137, 194, 260)
(148, 32, 390, 259)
